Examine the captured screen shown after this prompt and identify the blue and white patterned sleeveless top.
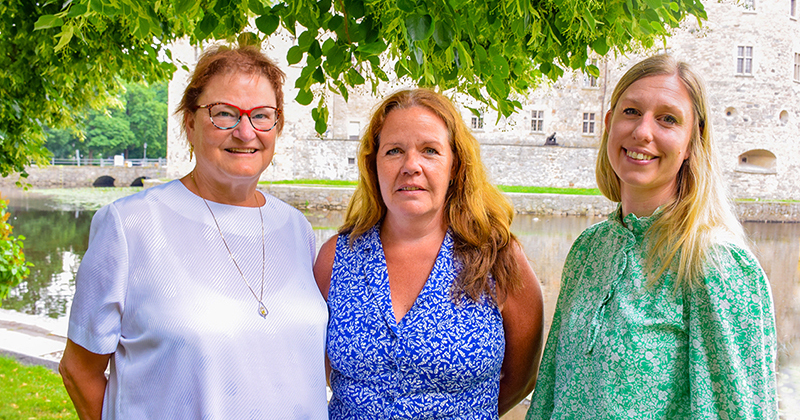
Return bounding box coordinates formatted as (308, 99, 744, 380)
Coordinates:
(327, 226, 505, 420)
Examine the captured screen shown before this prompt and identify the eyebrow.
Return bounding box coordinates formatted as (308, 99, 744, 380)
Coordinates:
(617, 96, 689, 119)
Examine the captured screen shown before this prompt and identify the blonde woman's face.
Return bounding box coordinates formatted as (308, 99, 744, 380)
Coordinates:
(605, 74, 694, 207)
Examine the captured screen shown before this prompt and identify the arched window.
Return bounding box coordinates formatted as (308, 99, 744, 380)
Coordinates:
(736, 149, 777, 174)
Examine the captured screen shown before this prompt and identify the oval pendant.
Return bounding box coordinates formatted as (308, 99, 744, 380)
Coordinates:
(258, 302, 269, 318)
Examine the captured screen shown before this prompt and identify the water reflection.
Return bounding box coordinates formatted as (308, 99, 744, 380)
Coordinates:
(2, 189, 798, 411)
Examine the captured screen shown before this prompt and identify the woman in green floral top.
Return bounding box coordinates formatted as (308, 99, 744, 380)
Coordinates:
(527, 55, 777, 419)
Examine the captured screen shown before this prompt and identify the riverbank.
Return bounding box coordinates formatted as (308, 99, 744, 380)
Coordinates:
(256, 184, 800, 222)
(4, 181, 798, 222)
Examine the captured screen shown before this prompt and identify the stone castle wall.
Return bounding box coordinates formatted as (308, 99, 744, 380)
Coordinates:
(166, 0, 799, 201)
(0, 166, 166, 188)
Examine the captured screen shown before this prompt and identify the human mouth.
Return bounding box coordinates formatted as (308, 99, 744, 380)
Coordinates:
(398, 186, 423, 191)
(226, 148, 257, 154)
(626, 149, 654, 161)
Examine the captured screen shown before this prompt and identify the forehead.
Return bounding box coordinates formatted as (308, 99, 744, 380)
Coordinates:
(380, 106, 449, 142)
(200, 71, 276, 102)
(618, 74, 693, 115)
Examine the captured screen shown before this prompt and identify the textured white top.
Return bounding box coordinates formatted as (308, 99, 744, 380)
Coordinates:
(68, 180, 329, 420)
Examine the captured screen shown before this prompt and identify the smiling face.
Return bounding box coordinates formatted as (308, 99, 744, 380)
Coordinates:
(186, 71, 277, 186)
(376, 106, 454, 227)
(605, 74, 695, 212)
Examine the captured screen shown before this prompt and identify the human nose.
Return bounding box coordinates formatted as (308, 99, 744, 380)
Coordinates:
(632, 115, 655, 142)
(401, 150, 422, 175)
(232, 115, 257, 141)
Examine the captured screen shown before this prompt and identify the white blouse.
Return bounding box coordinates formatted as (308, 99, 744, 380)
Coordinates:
(68, 180, 329, 419)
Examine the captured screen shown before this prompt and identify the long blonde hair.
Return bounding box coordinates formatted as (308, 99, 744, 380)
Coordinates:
(342, 89, 522, 301)
(596, 55, 745, 287)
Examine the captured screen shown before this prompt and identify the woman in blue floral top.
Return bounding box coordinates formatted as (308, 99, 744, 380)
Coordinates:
(527, 55, 777, 419)
(314, 89, 545, 419)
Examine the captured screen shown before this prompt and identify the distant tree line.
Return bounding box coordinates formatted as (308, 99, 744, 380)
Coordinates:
(45, 81, 168, 161)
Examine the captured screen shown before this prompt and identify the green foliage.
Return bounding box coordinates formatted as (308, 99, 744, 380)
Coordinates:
(3, 0, 707, 178)
(43, 82, 169, 159)
(498, 185, 602, 195)
(0, 0, 180, 178)
(0, 356, 77, 418)
(0, 195, 30, 303)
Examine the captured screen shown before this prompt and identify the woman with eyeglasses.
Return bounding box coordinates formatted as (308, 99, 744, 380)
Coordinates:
(59, 44, 328, 420)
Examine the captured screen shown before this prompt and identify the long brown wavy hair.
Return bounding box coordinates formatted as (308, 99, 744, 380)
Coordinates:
(341, 88, 522, 302)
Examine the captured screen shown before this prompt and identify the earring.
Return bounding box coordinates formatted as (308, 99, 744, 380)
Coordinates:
(189, 144, 194, 162)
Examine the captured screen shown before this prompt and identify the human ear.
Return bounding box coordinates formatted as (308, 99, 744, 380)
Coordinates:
(185, 112, 197, 141)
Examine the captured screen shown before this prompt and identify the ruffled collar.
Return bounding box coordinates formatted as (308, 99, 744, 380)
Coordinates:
(609, 204, 664, 237)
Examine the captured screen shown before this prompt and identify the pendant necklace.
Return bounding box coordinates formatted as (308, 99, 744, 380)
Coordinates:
(192, 172, 268, 318)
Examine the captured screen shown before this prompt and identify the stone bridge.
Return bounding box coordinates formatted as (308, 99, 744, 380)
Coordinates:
(0, 165, 167, 188)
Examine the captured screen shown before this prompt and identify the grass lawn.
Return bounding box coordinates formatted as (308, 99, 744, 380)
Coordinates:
(261, 179, 358, 187)
(0, 356, 77, 419)
(261, 179, 603, 196)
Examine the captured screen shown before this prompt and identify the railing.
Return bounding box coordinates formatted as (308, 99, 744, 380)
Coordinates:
(50, 158, 166, 167)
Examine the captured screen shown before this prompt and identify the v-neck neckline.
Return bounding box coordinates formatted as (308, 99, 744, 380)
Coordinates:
(368, 227, 452, 333)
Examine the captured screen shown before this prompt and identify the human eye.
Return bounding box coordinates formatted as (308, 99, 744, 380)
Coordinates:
(621, 108, 638, 116)
(251, 107, 275, 121)
(662, 115, 678, 125)
(423, 147, 440, 155)
(385, 147, 401, 155)
(211, 105, 238, 119)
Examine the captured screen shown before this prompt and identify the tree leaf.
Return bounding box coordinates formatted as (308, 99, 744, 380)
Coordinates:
(296, 88, 314, 105)
(345, 0, 365, 19)
(492, 55, 510, 78)
(54, 25, 74, 51)
(644, 0, 662, 10)
(591, 37, 609, 55)
(255, 14, 280, 36)
(405, 14, 433, 42)
(356, 39, 387, 55)
(308, 40, 323, 59)
(432, 20, 454, 48)
(312, 66, 325, 83)
(396, 0, 416, 13)
(298, 29, 316, 49)
(33, 15, 64, 30)
(287, 45, 305, 65)
(67, 4, 88, 18)
(197, 13, 219, 37)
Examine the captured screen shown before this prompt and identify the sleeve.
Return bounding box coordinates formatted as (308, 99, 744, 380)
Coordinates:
(67, 203, 129, 355)
(687, 242, 778, 419)
(526, 228, 595, 420)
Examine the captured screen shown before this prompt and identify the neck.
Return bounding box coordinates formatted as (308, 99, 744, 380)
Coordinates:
(182, 170, 262, 207)
(380, 213, 448, 246)
(620, 185, 675, 218)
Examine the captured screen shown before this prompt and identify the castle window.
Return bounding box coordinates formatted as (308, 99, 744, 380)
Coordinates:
(742, 0, 755, 10)
(794, 53, 800, 82)
(737, 46, 753, 75)
(583, 59, 598, 88)
(791, 0, 797, 17)
(736, 149, 776, 174)
(531, 110, 544, 132)
(471, 112, 484, 130)
(348, 121, 360, 140)
(582, 112, 596, 135)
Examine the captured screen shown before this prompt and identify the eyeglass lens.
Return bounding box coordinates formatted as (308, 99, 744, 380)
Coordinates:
(209, 104, 278, 131)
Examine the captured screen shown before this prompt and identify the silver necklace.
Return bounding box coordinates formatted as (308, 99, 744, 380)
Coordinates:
(192, 173, 268, 318)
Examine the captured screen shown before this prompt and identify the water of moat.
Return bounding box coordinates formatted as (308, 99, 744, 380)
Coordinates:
(2, 187, 798, 412)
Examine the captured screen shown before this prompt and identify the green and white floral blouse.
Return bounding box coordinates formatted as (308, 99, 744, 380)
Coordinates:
(527, 206, 777, 420)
